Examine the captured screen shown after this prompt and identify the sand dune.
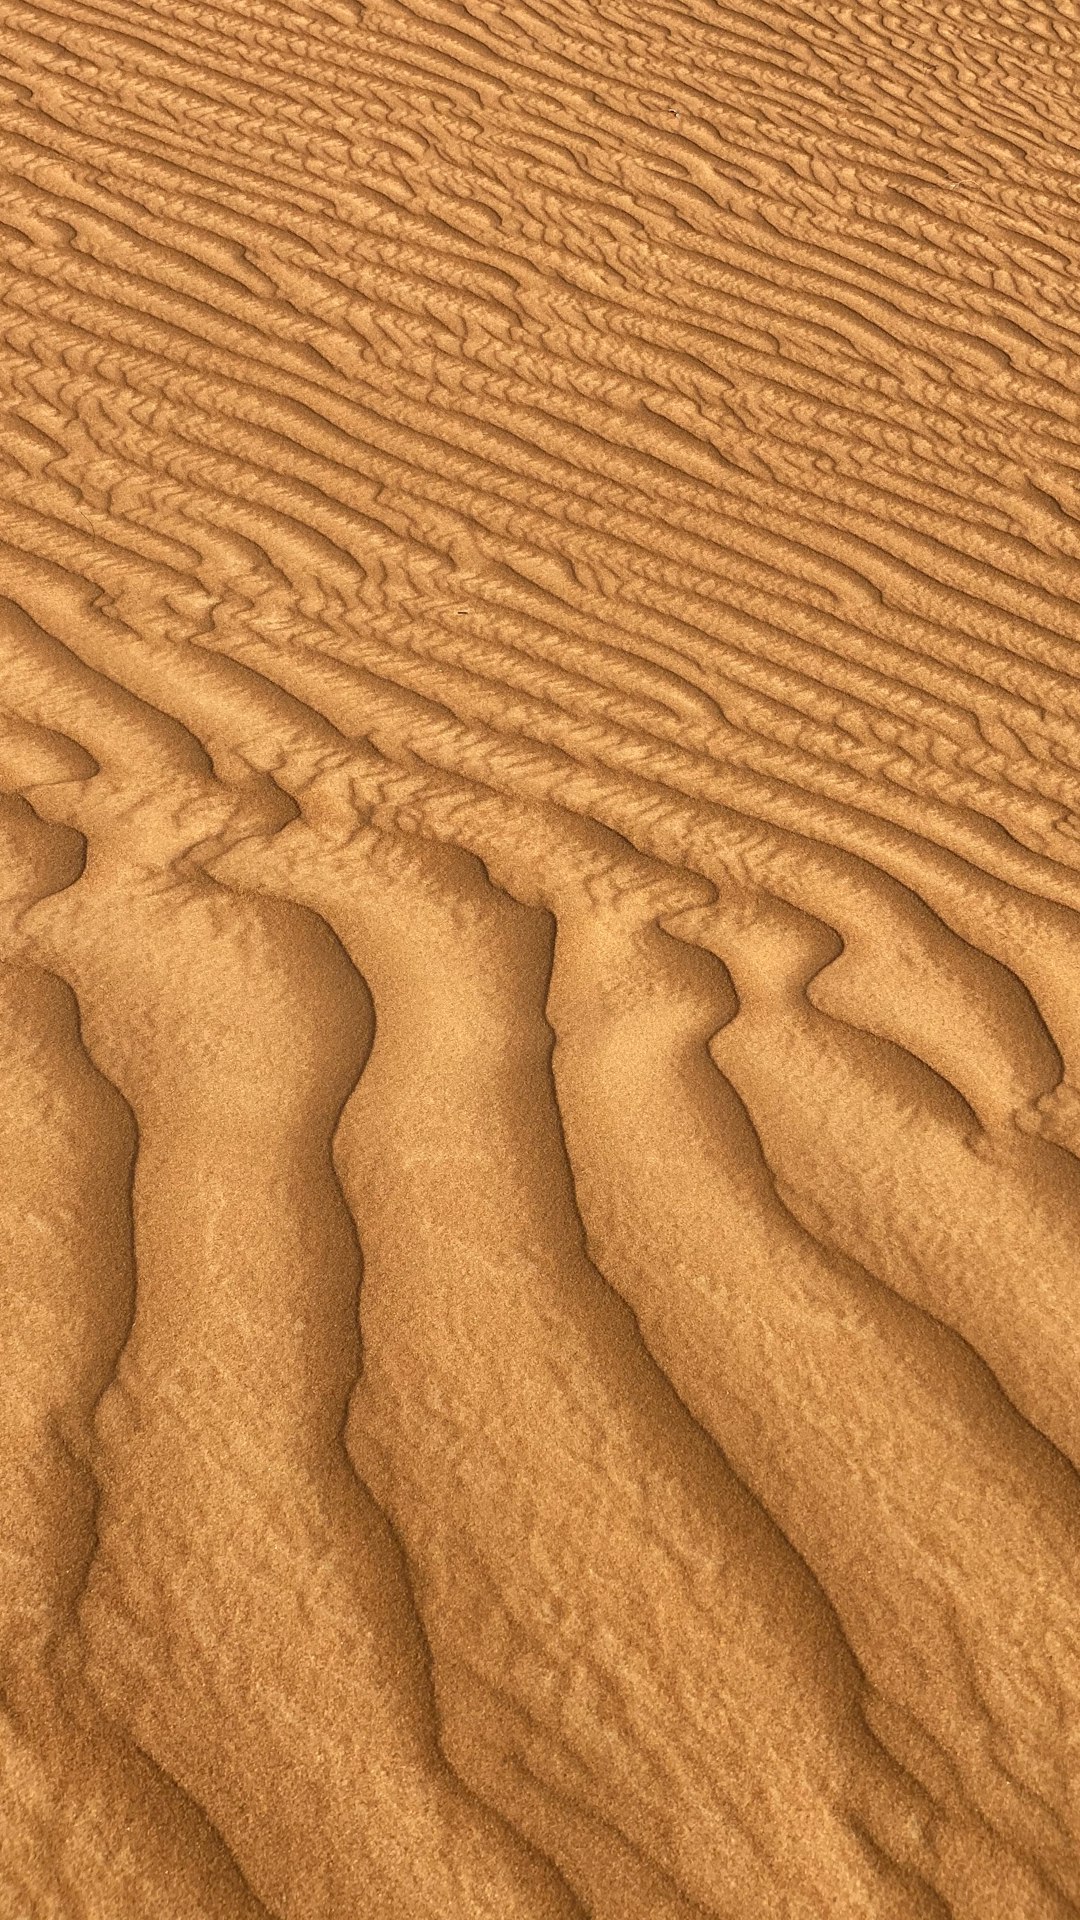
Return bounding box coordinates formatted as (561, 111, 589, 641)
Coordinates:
(3, 0, 1080, 1913)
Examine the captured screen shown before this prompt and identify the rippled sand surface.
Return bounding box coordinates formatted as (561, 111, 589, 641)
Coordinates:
(4, 1, 1080, 1914)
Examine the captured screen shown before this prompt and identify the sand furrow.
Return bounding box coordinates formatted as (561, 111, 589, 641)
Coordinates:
(0, 790, 274, 1920)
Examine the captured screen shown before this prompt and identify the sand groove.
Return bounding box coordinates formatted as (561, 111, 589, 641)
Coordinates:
(3, 0, 1080, 1912)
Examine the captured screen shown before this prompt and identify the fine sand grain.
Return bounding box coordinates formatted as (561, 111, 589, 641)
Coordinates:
(3, 0, 1080, 1914)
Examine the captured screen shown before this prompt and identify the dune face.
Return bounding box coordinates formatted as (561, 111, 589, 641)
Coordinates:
(4, 2, 1080, 1918)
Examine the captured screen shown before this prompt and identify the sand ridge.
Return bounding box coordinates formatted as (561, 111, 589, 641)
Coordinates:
(2, 0, 1080, 1913)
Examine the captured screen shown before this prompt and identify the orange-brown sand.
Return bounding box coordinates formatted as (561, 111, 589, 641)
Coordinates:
(2, 0, 1080, 1913)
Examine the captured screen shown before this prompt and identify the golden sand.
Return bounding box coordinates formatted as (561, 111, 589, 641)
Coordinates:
(3, 1, 1080, 1913)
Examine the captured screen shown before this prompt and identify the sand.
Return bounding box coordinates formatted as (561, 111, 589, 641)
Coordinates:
(1, 0, 1080, 1913)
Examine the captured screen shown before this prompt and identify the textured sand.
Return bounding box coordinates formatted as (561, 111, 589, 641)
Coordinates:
(2, 0, 1080, 1914)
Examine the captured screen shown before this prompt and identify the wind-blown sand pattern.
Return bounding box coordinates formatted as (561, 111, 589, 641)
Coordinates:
(3, 0, 1080, 1913)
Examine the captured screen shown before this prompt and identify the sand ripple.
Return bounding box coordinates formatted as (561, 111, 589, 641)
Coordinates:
(3, 0, 1080, 1912)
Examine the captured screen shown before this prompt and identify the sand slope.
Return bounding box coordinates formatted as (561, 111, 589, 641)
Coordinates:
(2, 0, 1080, 1913)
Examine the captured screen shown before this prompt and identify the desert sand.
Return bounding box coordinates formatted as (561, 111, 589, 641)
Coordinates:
(2, 0, 1080, 1913)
